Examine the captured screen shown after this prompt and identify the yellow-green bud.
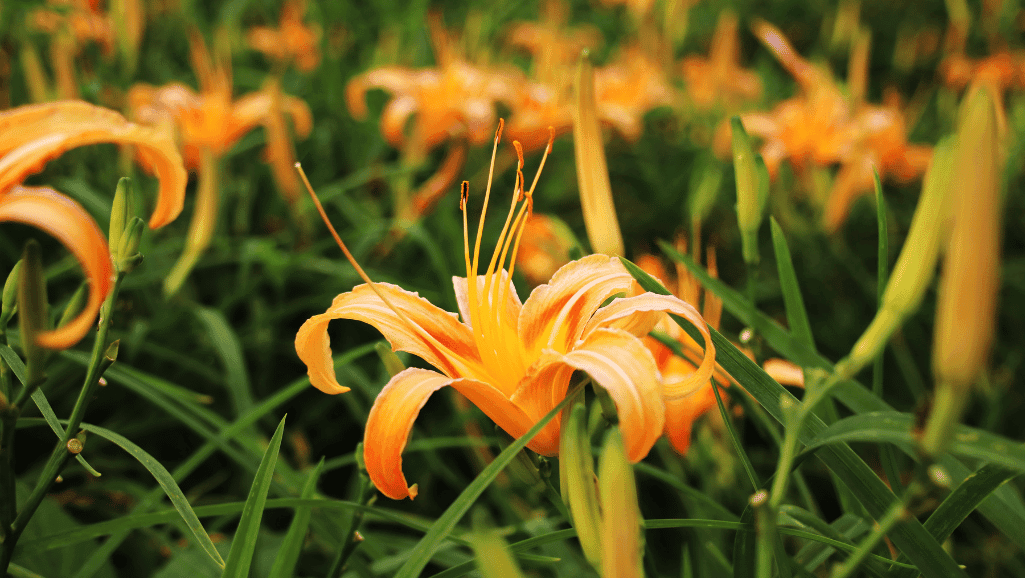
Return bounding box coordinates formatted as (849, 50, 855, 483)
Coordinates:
(574, 51, 625, 257)
(108, 177, 134, 258)
(731, 117, 762, 265)
(115, 216, 145, 273)
(836, 138, 954, 378)
(559, 402, 601, 569)
(469, 530, 527, 578)
(1, 260, 22, 329)
(598, 427, 644, 578)
(689, 158, 723, 224)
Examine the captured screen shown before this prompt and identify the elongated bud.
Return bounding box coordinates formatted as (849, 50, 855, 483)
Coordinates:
(109, 177, 134, 258)
(18, 240, 48, 360)
(836, 138, 954, 378)
(116, 216, 146, 273)
(573, 51, 625, 257)
(731, 117, 762, 265)
(689, 157, 723, 224)
(599, 427, 644, 578)
(1, 260, 22, 329)
(559, 402, 602, 568)
(469, 530, 527, 578)
(923, 86, 1002, 457)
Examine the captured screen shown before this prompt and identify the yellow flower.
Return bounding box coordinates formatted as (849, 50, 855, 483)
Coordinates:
(295, 124, 715, 499)
(0, 101, 187, 348)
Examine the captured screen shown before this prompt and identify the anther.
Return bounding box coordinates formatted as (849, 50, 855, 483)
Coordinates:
(494, 118, 504, 144)
(460, 181, 469, 211)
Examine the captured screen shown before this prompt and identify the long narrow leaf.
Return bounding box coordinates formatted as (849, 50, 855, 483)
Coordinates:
(222, 415, 287, 577)
(75, 422, 225, 568)
(193, 307, 254, 417)
(393, 386, 583, 578)
(623, 258, 969, 578)
(268, 459, 325, 578)
(769, 218, 815, 351)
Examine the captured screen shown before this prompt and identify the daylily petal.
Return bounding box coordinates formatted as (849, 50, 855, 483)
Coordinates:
(452, 269, 522, 331)
(295, 282, 484, 394)
(519, 254, 635, 357)
(0, 101, 187, 229)
(0, 186, 113, 349)
(583, 292, 716, 400)
(379, 96, 419, 148)
(663, 385, 717, 455)
(364, 367, 534, 500)
(514, 328, 665, 461)
(763, 358, 805, 388)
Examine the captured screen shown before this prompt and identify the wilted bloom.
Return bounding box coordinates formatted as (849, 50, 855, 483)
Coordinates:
(246, 0, 322, 72)
(716, 20, 931, 231)
(129, 31, 312, 293)
(296, 124, 715, 499)
(679, 11, 762, 111)
(0, 101, 187, 348)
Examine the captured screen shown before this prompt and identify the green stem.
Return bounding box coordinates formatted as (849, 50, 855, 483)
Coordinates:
(0, 274, 123, 573)
(325, 474, 374, 578)
(830, 494, 908, 578)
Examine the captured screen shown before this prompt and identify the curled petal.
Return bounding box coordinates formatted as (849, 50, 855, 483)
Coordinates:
(515, 328, 665, 461)
(583, 292, 716, 400)
(364, 367, 534, 500)
(295, 283, 484, 394)
(379, 96, 418, 148)
(0, 187, 113, 349)
(0, 101, 187, 229)
(519, 255, 635, 358)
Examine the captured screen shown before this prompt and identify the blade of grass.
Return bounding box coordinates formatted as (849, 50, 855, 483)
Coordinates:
(75, 422, 225, 568)
(222, 415, 287, 577)
(768, 218, 814, 351)
(623, 258, 969, 578)
(393, 384, 584, 578)
(193, 307, 254, 418)
(268, 459, 325, 578)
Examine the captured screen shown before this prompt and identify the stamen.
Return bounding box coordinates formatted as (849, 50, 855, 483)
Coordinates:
(297, 163, 473, 377)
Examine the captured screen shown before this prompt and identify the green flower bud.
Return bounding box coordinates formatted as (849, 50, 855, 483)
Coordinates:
(731, 117, 762, 265)
(108, 177, 134, 258)
(599, 427, 644, 578)
(559, 402, 601, 568)
(1, 260, 22, 329)
(18, 240, 48, 363)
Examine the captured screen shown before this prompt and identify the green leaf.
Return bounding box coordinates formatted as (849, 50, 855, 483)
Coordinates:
(193, 307, 254, 418)
(622, 257, 969, 578)
(267, 459, 325, 578)
(802, 412, 1025, 474)
(892, 464, 1020, 578)
(769, 218, 815, 351)
(30, 389, 101, 476)
(75, 422, 225, 569)
(393, 385, 584, 578)
(222, 415, 287, 577)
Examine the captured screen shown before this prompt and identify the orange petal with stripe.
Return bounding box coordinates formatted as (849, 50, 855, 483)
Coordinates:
(0, 186, 114, 349)
(363, 367, 535, 500)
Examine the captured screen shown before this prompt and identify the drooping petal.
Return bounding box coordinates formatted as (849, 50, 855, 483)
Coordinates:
(0, 101, 187, 229)
(663, 385, 717, 455)
(295, 282, 485, 394)
(364, 367, 534, 500)
(0, 186, 114, 349)
(582, 292, 716, 400)
(519, 254, 635, 358)
(514, 328, 665, 461)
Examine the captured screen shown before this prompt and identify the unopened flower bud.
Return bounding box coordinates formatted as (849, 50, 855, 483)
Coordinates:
(730, 117, 763, 265)
(599, 427, 644, 578)
(1, 260, 22, 329)
(559, 402, 601, 568)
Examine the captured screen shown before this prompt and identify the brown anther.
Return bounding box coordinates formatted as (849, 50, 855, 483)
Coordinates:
(514, 140, 524, 169)
(459, 181, 469, 211)
(494, 118, 505, 144)
(67, 439, 84, 454)
(353, 531, 365, 543)
(546, 126, 555, 153)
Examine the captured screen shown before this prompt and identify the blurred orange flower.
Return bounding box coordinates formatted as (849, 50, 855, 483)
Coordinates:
(247, 0, 322, 72)
(716, 20, 931, 231)
(296, 129, 714, 499)
(594, 45, 674, 142)
(0, 101, 187, 348)
(128, 31, 312, 293)
(679, 11, 762, 111)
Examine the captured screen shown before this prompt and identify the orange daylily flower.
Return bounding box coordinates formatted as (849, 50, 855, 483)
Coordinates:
(246, 0, 322, 72)
(716, 20, 931, 231)
(635, 236, 803, 455)
(679, 11, 762, 111)
(128, 31, 312, 293)
(296, 126, 716, 500)
(513, 213, 578, 286)
(0, 101, 187, 348)
(593, 45, 675, 142)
